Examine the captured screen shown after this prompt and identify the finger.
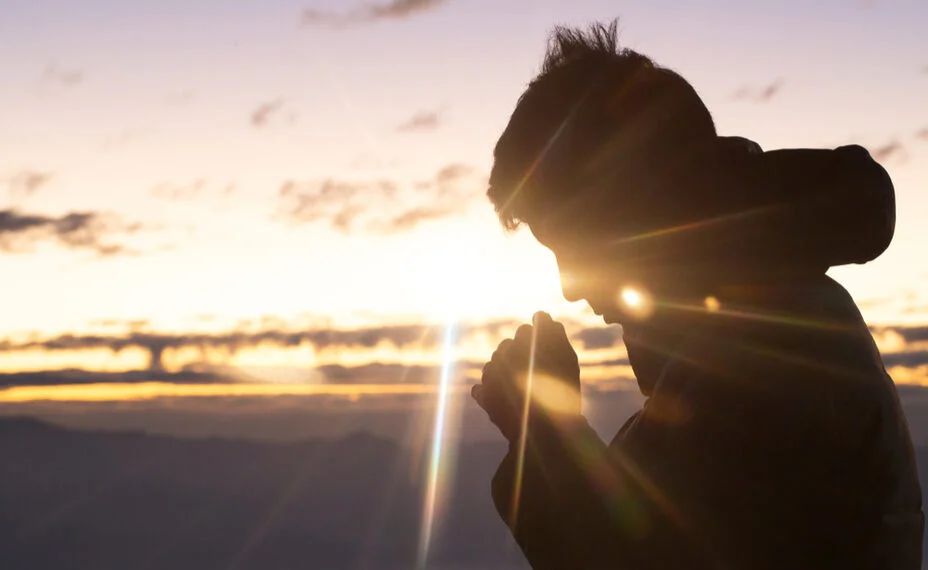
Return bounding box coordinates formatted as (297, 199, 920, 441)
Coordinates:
(492, 338, 529, 375)
(530, 311, 563, 340)
(483, 357, 526, 405)
(533, 316, 580, 377)
(481, 359, 504, 391)
(491, 338, 514, 362)
(514, 323, 534, 347)
(532, 311, 552, 326)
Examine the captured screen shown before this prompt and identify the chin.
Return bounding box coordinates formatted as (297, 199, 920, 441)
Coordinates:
(601, 311, 624, 325)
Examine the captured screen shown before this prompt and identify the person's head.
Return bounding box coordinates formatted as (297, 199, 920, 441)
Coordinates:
(488, 19, 723, 325)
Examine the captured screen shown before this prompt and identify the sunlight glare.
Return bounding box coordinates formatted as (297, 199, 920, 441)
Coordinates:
(509, 321, 539, 529)
(621, 288, 643, 307)
(416, 319, 457, 569)
(619, 286, 655, 320)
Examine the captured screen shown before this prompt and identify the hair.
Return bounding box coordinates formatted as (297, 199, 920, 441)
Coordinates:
(488, 19, 717, 231)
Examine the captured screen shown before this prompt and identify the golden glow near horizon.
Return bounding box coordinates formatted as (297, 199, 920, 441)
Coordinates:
(0, 382, 466, 403)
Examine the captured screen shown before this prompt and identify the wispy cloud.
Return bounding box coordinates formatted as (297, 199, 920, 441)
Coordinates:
(165, 90, 195, 105)
(869, 139, 906, 163)
(150, 178, 209, 201)
(41, 63, 83, 86)
(395, 109, 443, 132)
(732, 79, 784, 102)
(877, 325, 928, 345)
(278, 178, 398, 231)
(250, 98, 286, 127)
(302, 0, 447, 27)
(573, 326, 624, 350)
(277, 162, 480, 233)
(149, 179, 236, 203)
(0, 209, 146, 257)
(0, 318, 522, 372)
(6, 170, 53, 197)
(0, 318, 634, 385)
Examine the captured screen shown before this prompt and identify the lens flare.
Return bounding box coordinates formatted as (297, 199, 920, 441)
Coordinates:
(416, 320, 457, 570)
(619, 286, 655, 320)
(621, 288, 643, 307)
(508, 321, 539, 529)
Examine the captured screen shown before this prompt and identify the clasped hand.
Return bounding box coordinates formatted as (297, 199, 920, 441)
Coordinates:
(472, 311, 582, 441)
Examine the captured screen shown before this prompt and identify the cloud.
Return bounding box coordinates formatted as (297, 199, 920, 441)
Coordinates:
(0, 318, 525, 373)
(370, 163, 477, 233)
(0, 368, 241, 388)
(903, 304, 928, 315)
(869, 139, 906, 162)
(150, 178, 208, 200)
(916, 128, 928, 141)
(302, 0, 447, 27)
(371, 205, 452, 232)
(574, 327, 624, 350)
(278, 178, 398, 230)
(395, 109, 443, 132)
(883, 350, 928, 369)
(0, 209, 145, 257)
(0, 361, 484, 389)
(165, 90, 194, 105)
(317, 361, 484, 384)
(732, 79, 784, 102)
(6, 170, 53, 197)
(880, 325, 928, 345)
(434, 163, 473, 185)
(150, 179, 237, 202)
(250, 98, 285, 127)
(90, 318, 150, 330)
(41, 64, 83, 86)
(277, 162, 481, 233)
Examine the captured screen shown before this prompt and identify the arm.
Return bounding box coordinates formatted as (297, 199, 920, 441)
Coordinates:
(475, 314, 711, 569)
(474, 314, 669, 569)
(489, 416, 647, 570)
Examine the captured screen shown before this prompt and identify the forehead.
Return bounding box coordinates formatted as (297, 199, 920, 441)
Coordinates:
(527, 212, 619, 260)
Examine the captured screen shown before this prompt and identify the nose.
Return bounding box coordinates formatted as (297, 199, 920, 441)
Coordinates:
(559, 271, 585, 303)
(555, 256, 590, 303)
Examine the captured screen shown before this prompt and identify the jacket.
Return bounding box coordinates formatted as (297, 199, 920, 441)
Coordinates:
(489, 143, 923, 569)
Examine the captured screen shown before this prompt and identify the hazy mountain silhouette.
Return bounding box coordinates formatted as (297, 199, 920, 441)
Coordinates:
(1, 416, 925, 569)
(0, 417, 528, 570)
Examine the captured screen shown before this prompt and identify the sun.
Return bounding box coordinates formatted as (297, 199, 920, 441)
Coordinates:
(395, 223, 567, 323)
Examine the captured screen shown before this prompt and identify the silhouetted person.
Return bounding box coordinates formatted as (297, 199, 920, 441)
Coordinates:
(472, 20, 923, 570)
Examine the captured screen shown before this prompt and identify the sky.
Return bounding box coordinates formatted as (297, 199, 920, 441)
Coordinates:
(1, 0, 927, 438)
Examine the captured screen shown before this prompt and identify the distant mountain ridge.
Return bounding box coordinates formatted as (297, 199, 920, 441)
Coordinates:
(1, 417, 926, 569)
(0, 416, 526, 570)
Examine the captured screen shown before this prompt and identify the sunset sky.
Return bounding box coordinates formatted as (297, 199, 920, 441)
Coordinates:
(1, 0, 927, 433)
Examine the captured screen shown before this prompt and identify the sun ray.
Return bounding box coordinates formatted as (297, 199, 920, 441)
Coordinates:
(606, 204, 786, 249)
(415, 320, 457, 570)
(357, 325, 440, 568)
(657, 298, 857, 332)
(508, 321, 539, 529)
(497, 86, 597, 221)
